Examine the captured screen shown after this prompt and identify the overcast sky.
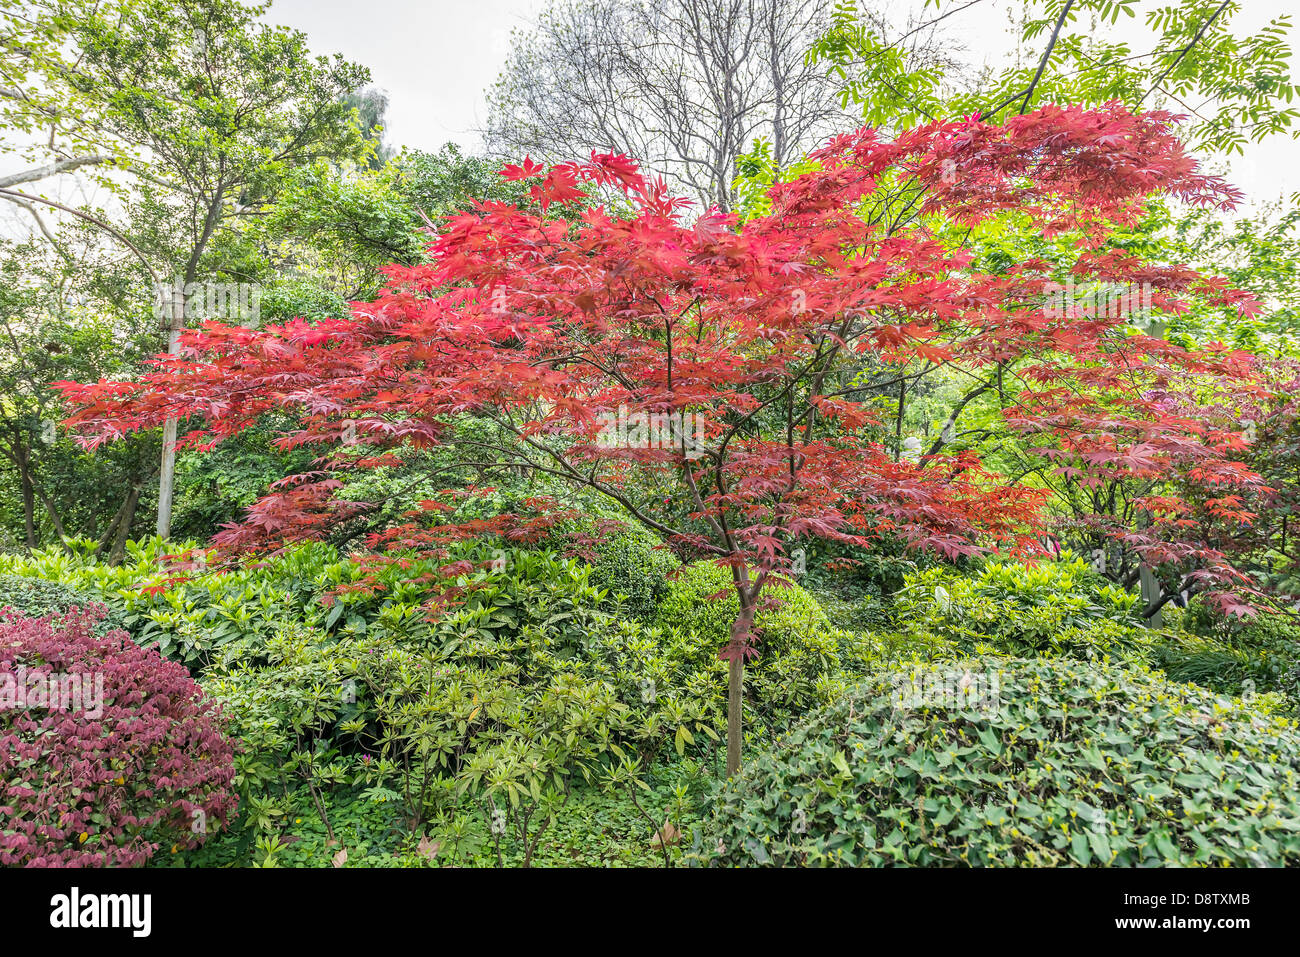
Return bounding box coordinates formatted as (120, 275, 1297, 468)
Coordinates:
(264, 0, 546, 152)
(262, 0, 1300, 213)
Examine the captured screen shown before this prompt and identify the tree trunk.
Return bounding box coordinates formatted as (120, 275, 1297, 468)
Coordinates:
(20, 467, 36, 549)
(110, 484, 141, 565)
(726, 653, 743, 777)
(95, 486, 134, 558)
(33, 480, 69, 543)
(156, 281, 185, 538)
(726, 593, 756, 777)
(1139, 563, 1164, 628)
(16, 442, 37, 549)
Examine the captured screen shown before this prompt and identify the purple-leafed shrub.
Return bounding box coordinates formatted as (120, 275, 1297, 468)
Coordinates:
(0, 607, 237, 867)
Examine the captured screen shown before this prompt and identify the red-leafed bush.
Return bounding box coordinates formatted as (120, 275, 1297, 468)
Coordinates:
(0, 607, 237, 867)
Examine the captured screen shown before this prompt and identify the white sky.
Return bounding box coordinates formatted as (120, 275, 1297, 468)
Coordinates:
(264, 0, 547, 152)
(262, 0, 1300, 213)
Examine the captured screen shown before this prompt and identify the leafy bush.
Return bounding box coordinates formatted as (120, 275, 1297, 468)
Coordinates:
(0, 608, 237, 867)
(653, 562, 844, 720)
(708, 656, 1300, 866)
(0, 538, 431, 672)
(0, 538, 335, 670)
(0, 573, 129, 635)
(1154, 599, 1300, 707)
(198, 550, 724, 862)
(580, 524, 680, 621)
(892, 556, 1154, 665)
(799, 535, 932, 612)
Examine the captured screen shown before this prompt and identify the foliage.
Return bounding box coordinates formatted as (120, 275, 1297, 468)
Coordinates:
(254, 159, 427, 299)
(708, 655, 1300, 866)
(388, 143, 535, 222)
(0, 607, 236, 866)
(892, 556, 1155, 665)
(0, 0, 376, 546)
(654, 561, 846, 719)
(0, 538, 343, 670)
(0, 239, 160, 551)
(1155, 200, 1300, 352)
(1153, 599, 1300, 707)
(561, 520, 680, 621)
(195, 552, 724, 864)
(812, 0, 1298, 154)
(57, 103, 1264, 774)
(0, 573, 129, 635)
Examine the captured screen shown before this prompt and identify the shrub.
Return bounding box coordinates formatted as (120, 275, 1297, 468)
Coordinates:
(200, 551, 725, 845)
(0, 608, 237, 866)
(655, 562, 830, 659)
(707, 656, 1300, 866)
(1156, 599, 1300, 706)
(0, 538, 401, 672)
(580, 524, 680, 621)
(653, 562, 842, 720)
(0, 573, 129, 635)
(892, 556, 1154, 666)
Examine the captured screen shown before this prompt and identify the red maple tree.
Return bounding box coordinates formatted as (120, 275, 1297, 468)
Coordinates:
(58, 102, 1265, 773)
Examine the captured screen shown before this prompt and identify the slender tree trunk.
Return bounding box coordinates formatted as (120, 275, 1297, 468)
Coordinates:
(110, 484, 141, 565)
(27, 472, 65, 535)
(726, 592, 756, 777)
(19, 467, 37, 549)
(14, 440, 37, 549)
(95, 487, 134, 558)
(726, 653, 744, 777)
(156, 281, 185, 538)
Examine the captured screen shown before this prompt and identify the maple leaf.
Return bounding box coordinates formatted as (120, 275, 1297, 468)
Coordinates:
(500, 156, 544, 180)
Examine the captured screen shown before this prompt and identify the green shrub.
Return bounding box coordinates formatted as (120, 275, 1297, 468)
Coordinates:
(707, 656, 1300, 866)
(0, 538, 357, 670)
(655, 562, 830, 657)
(0, 572, 129, 635)
(892, 556, 1154, 666)
(1153, 601, 1300, 708)
(200, 575, 723, 857)
(653, 562, 844, 720)
(0, 537, 479, 672)
(580, 524, 680, 621)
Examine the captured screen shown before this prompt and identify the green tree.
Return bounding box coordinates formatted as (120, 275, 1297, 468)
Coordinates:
(0, 0, 372, 539)
(812, 0, 1297, 153)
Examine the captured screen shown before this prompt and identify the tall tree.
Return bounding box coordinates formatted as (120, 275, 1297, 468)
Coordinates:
(485, 0, 855, 211)
(0, 0, 371, 539)
(812, 0, 1298, 153)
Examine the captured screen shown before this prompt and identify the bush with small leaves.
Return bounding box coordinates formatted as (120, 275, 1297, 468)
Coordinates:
(654, 561, 844, 722)
(893, 557, 1154, 666)
(0, 608, 237, 867)
(581, 524, 680, 621)
(707, 656, 1300, 866)
(0, 573, 130, 636)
